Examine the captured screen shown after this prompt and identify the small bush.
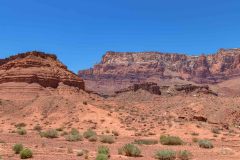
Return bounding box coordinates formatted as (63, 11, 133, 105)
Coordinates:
(17, 128, 27, 135)
(134, 139, 158, 145)
(20, 148, 33, 159)
(96, 154, 108, 160)
(178, 150, 192, 160)
(155, 150, 176, 160)
(98, 146, 110, 156)
(118, 144, 141, 157)
(100, 135, 115, 144)
(65, 134, 83, 142)
(83, 129, 97, 139)
(13, 143, 23, 154)
(198, 140, 213, 149)
(65, 128, 83, 142)
(70, 128, 79, 135)
(40, 129, 58, 138)
(160, 135, 183, 145)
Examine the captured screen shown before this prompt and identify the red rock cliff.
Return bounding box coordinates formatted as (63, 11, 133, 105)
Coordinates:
(79, 48, 240, 94)
(0, 51, 85, 89)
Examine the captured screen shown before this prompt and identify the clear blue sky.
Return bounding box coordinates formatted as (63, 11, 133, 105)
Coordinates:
(0, 0, 240, 73)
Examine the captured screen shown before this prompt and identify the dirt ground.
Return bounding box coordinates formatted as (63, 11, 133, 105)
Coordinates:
(0, 83, 240, 160)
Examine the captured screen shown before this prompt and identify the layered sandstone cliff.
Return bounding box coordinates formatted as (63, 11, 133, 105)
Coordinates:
(79, 48, 240, 94)
(0, 51, 85, 89)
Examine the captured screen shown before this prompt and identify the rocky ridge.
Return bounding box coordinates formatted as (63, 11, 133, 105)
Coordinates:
(0, 51, 85, 89)
(79, 48, 240, 94)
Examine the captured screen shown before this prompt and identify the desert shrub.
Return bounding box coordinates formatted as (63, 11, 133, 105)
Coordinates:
(89, 135, 98, 142)
(33, 125, 42, 132)
(155, 150, 176, 160)
(13, 143, 23, 154)
(65, 128, 83, 142)
(178, 150, 192, 160)
(65, 133, 83, 142)
(98, 146, 110, 156)
(100, 135, 115, 144)
(15, 123, 26, 128)
(17, 128, 27, 135)
(198, 140, 213, 149)
(134, 139, 158, 145)
(83, 129, 97, 139)
(160, 135, 183, 145)
(118, 144, 141, 157)
(96, 154, 108, 160)
(20, 148, 33, 159)
(40, 129, 58, 138)
(112, 130, 119, 136)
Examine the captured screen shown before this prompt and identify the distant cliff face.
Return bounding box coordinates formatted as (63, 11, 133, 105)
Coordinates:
(78, 49, 240, 94)
(0, 51, 85, 89)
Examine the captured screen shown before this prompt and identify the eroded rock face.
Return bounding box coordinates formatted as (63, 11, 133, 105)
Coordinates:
(0, 51, 85, 89)
(115, 82, 161, 95)
(79, 48, 240, 94)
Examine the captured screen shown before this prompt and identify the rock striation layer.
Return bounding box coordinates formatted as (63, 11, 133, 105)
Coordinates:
(0, 51, 85, 89)
(79, 48, 240, 94)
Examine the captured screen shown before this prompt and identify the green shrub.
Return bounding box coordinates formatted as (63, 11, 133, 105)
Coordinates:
(160, 135, 183, 145)
(40, 129, 58, 138)
(134, 139, 158, 145)
(65, 128, 83, 142)
(20, 148, 33, 159)
(17, 128, 27, 135)
(178, 150, 192, 160)
(155, 150, 176, 160)
(83, 129, 97, 139)
(98, 146, 110, 156)
(96, 154, 108, 160)
(65, 134, 83, 142)
(13, 143, 23, 154)
(198, 140, 213, 149)
(70, 128, 79, 135)
(100, 135, 115, 144)
(118, 144, 141, 157)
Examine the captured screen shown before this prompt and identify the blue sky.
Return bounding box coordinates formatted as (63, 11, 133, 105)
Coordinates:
(0, 0, 240, 73)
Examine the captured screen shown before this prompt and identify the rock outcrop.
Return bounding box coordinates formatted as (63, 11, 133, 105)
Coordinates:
(115, 82, 161, 95)
(79, 48, 240, 94)
(0, 51, 85, 89)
